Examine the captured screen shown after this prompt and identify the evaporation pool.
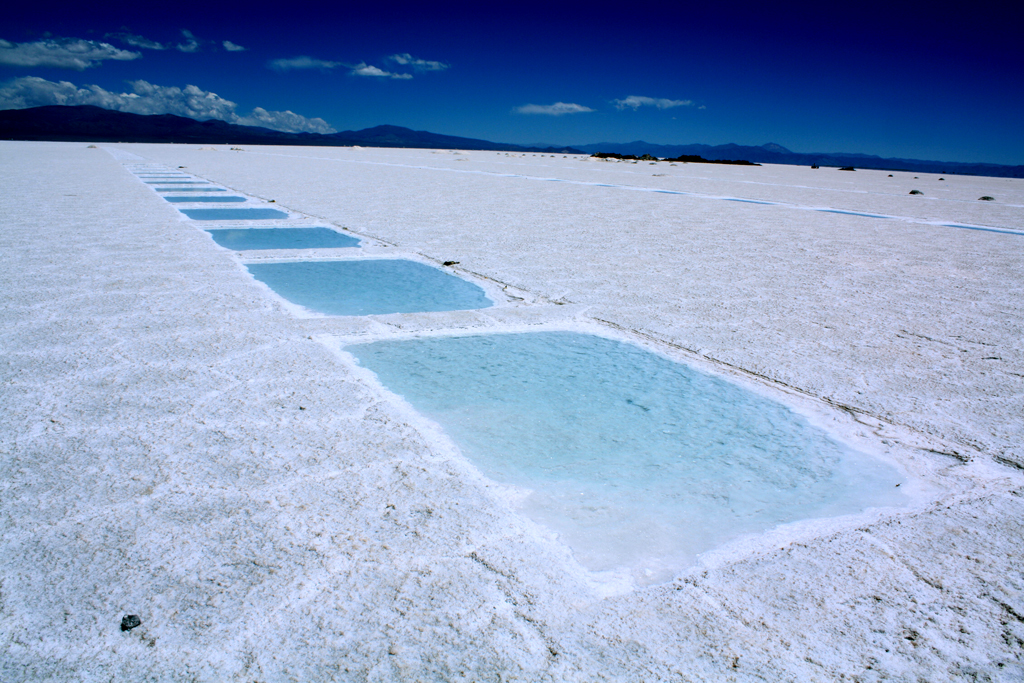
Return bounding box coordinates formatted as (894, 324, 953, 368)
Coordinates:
(181, 208, 289, 220)
(165, 196, 247, 203)
(246, 259, 491, 315)
(346, 332, 907, 586)
(157, 187, 227, 192)
(207, 227, 360, 250)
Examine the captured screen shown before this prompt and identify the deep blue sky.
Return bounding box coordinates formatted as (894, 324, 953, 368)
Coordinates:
(3, 0, 1022, 164)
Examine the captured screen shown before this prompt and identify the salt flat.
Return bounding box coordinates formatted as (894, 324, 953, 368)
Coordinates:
(2, 141, 1022, 680)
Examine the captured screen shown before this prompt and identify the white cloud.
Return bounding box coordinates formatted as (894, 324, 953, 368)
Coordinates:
(268, 56, 340, 72)
(514, 102, 594, 116)
(0, 38, 140, 70)
(106, 32, 166, 50)
(222, 40, 246, 52)
(612, 95, 693, 110)
(235, 106, 334, 133)
(350, 63, 411, 79)
(0, 76, 337, 134)
(176, 29, 200, 53)
(387, 53, 448, 72)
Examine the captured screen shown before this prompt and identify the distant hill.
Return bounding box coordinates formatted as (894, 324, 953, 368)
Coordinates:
(0, 105, 583, 154)
(578, 141, 1024, 178)
(1, 105, 1020, 178)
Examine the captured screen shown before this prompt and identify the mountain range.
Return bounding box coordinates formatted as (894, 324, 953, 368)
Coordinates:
(0, 105, 581, 154)
(2, 105, 1021, 178)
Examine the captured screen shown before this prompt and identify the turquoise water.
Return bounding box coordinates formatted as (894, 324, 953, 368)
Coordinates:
(347, 332, 906, 584)
(246, 260, 491, 315)
(165, 196, 247, 203)
(181, 208, 289, 220)
(157, 187, 227, 192)
(207, 227, 359, 250)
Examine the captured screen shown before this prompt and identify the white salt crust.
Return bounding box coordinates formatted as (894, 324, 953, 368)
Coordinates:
(1, 141, 1022, 681)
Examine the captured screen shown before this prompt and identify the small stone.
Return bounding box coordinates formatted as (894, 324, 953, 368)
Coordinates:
(121, 615, 141, 632)
(909, 190, 923, 195)
(979, 196, 995, 201)
(443, 261, 459, 266)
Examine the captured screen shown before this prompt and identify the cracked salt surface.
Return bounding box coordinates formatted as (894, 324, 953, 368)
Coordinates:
(4, 142, 1023, 681)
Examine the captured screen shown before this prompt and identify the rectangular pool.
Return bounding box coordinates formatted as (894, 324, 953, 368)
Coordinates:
(207, 227, 360, 250)
(346, 332, 906, 587)
(165, 196, 247, 203)
(157, 188, 227, 192)
(181, 208, 289, 220)
(246, 259, 492, 315)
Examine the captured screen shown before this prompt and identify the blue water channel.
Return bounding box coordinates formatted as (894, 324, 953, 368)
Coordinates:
(347, 332, 906, 585)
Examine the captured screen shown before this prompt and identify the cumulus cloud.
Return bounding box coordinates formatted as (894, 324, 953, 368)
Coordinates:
(350, 63, 410, 79)
(0, 76, 337, 134)
(514, 102, 594, 116)
(268, 56, 340, 72)
(106, 31, 165, 50)
(176, 29, 200, 53)
(222, 40, 246, 52)
(235, 106, 330, 132)
(0, 38, 140, 70)
(387, 53, 448, 72)
(612, 95, 693, 110)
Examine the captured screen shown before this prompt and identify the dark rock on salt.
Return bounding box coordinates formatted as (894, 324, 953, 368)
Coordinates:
(979, 196, 995, 201)
(443, 261, 460, 266)
(121, 615, 141, 631)
(909, 190, 923, 195)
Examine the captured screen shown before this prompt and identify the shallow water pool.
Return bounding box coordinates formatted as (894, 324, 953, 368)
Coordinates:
(246, 259, 491, 315)
(165, 196, 247, 203)
(346, 332, 906, 586)
(157, 187, 227, 192)
(181, 208, 289, 220)
(207, 227, 360, 250)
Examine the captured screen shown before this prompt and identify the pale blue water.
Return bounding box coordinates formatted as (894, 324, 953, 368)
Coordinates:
(347, 332, 906, 584)
(207, 227, 360, 250)
(181, 208, 289, 220)
(246, 260, 491, 315)
(165, 196, 247, 203)
(146, 181, 209, 185)
(157, 187, 227, 192)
